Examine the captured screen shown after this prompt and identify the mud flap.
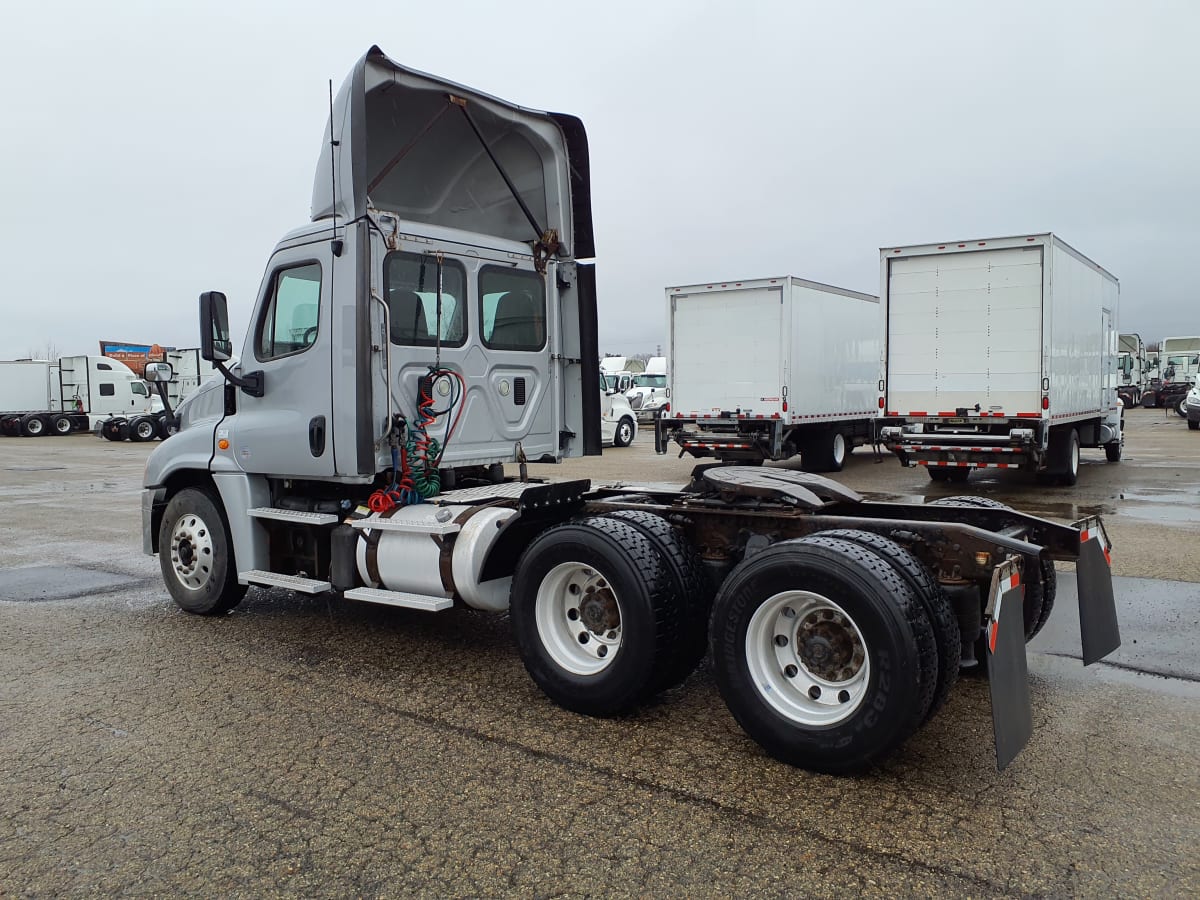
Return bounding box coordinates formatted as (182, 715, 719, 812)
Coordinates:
(1075, 519, 1121, 665)
(986, 559, 1032, 770)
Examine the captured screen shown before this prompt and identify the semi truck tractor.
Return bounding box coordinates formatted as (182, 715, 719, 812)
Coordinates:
(1116, 332, 1148, 408)
(1153, 335, 1200, 417)
(878, 235, 1122, 486)
(656, 277, 879, 470)
(0, 355, 156, 437)
(142, 47, 1120, 773)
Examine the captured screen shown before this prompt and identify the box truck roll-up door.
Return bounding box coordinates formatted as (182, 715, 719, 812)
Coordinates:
(887, 247, 1042, 415)
(672, 286, 785, 417)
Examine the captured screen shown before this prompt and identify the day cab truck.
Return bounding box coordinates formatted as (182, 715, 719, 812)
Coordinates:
(0, 355, 156, 437)
(656, 277, 879, 471)
(1116, 332, 1147, 408)
(878, 235, 1123, 486)
(142, 47, 1120, 774)
(1152, 335, 1200, 417)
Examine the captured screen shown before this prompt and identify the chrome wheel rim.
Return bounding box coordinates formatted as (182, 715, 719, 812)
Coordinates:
(832, 433, 846, 467)
(169, 512, 214, 591)
(136, 420, 156, 439)
(745, 590, 870, 726)
(54, 417, 72, 434)
(535, 562, 623, 675)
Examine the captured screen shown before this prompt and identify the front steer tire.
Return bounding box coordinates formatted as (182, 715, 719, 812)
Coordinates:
(509, 518, 685, 717)
(710, 536, 936, 774)
(158, 487, 246, 616)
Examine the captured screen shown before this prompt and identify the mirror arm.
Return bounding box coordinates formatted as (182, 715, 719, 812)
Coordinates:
(213, 359, 265, 398)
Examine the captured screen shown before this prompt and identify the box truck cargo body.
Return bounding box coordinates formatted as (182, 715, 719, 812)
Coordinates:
(656, 277, 879, 470)
(1, 355, 155, 436)
(878, 234, 1121, 485)
(1116, 332, 1147, 407)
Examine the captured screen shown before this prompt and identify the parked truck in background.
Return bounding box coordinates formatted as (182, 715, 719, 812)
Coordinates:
(656, 277, 878, 471)
(1152, 335, 1200, 417)
(0, 355, 156, 437)
(626, 356, 668, 423)
(140, 47, 1120, 774)
(879, 234, 1122, 486)
(1116, 332, 1148, 408)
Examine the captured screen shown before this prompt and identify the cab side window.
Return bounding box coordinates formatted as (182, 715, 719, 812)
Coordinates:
(256, 263, 322, 361)
(480, 267, 546, 351)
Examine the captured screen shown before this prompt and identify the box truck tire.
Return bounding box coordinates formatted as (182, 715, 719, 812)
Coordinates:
(710, 536, 935, 773)
(928, 468, 970, 483)
(158, 488, 247, 616)
(1045, 427, 1080, 486)
(510, 518, 686, 716)
(801, 430, 847, 473)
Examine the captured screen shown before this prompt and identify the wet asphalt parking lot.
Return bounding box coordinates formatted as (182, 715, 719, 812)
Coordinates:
(1, 406, 1198, 896)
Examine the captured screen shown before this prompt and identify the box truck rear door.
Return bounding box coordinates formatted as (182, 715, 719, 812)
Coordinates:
(888, 247, 1042, 416)
(671, 285, 785, 417)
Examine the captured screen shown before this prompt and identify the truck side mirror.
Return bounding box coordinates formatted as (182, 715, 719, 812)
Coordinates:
(200, 291, 233, 362)
(144, 362, 174, 383)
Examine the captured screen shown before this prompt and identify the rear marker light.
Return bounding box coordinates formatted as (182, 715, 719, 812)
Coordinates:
(1042, 396, 1050, 410)
(878, 397, 885, 408)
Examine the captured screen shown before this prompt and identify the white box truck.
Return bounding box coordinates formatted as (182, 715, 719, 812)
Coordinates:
(1116, 333, 1148, 408)
(878, 234, 1121, 485)
(656, 277, 879, 471)
(0, 355, 157, 437)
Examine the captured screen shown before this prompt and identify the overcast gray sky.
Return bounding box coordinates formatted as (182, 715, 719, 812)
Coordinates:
(1, 0, 1196, 359)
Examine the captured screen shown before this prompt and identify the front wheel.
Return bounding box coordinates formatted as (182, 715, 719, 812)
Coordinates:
(710, 536, 934, 773)
(158, 487, 246, 615)
(613, 417, 635, 448)
(1177, 396, 1189, 418)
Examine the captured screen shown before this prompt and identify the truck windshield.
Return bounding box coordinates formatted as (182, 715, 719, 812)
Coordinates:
(633, 374, 666, 388)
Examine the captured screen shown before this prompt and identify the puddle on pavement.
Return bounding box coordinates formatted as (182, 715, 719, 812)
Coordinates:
(0, 565, 142, 602)
(0, 480, 127, 496)
(4, 466, 69, 472)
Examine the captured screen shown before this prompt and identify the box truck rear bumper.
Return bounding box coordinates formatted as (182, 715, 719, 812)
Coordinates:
(656, 416, 786, 461)
(888, 442, 1037, 470)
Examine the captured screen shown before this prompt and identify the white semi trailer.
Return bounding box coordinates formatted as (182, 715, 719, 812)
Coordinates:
(656, 277, 879, 470)
(0, 355, 155, 437)
(878, 234, 1122, 486)
(141, 47, 1120, 774)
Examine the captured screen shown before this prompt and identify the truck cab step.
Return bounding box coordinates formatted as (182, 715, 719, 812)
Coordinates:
(342, 587, 453, 612)
(239, 570, 332, 593)
(248, 507, 341, 525)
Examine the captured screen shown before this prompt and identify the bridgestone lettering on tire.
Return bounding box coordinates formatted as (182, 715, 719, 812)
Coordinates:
(710, 536, 935, 773)
(158, 487, 246, 615)
(606, 509, 714, 691)
(818, 529, 960, 722)
(509, 518, 686, 716)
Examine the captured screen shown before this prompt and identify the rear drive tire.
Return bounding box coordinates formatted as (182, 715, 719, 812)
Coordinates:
(818, 529, 960, 722)
(52, 414, 74, 435)
(607, 509, 714, 691)
(927, 496, 1056, 641)
(710, 536, 935, 773)
(101, 417, 130, 441)
(21, 414, 47, 437)
(510, 518, 685, 716)
(158, 487, 246, 615)
(129, 416, 158, 442)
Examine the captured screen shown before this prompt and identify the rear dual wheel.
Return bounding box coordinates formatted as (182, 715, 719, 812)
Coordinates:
(510, 517, 697, 716)
(801, 430, 847, 473)
(710, 535, 940, 773)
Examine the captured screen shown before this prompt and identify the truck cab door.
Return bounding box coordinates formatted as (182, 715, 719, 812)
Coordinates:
(229, 243, 336, 478)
